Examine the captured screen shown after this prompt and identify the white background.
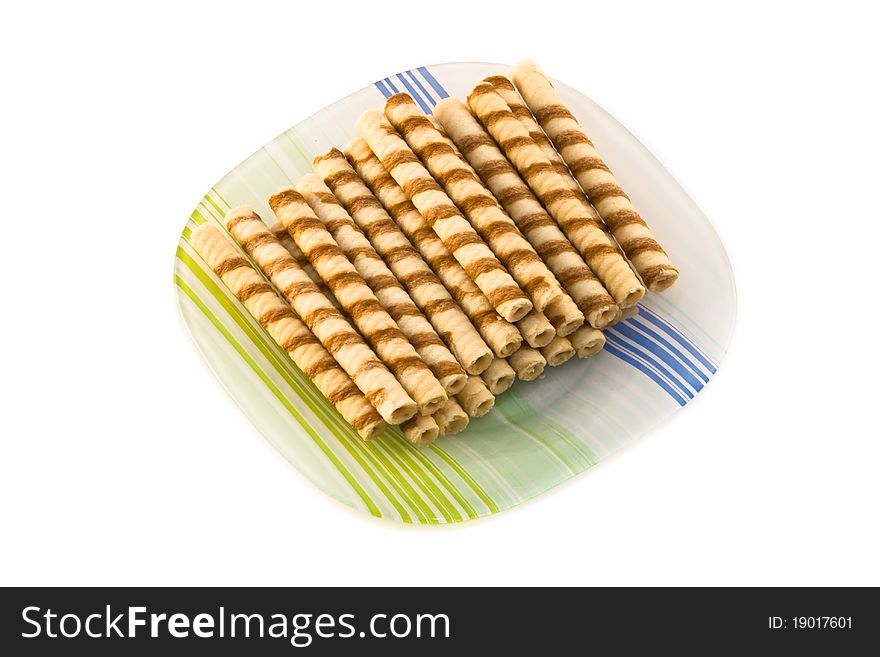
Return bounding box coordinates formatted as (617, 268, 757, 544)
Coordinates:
(1, 1, 878, 586)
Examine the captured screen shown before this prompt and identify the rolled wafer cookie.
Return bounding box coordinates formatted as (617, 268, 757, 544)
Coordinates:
(357, 110, 532, 323)
(511, 61, 679, 291)
(508, 346, 546, 381)
(605, 303, 640, 327)
(190, 224, 385, 439)
(568, 325, 606, 358)
(225, 206, 417, 424)
(385, 93, 574, 320)
(515, 310, 555, 348)
(268, 189, 447, 417)
(480, 358, 516, 395)
(541, 335, 576, 367)
(345, 139, 522, 359)
(271, 223, 341, 309)
(467, 83, 645, 308)
(400, 414, 439, 446)
(313, 149, 492, 376)
(432, 398, 469, 436)
(296, 173, 466, 396)
(434, 98, 620, 329)
(456, 376, 496, 418)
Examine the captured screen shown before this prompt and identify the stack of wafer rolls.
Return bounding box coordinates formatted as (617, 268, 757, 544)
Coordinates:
(511, 60, 679, 291)
(191, 224, 386, 440)
(268, 189, 448, 416)
(345, 138, 523, 359)
(480, 358, 516, 395)
(508, 346, 546, 381)
(357, 110, 533, 323)
(568, 325, 606, 358)
(456, 376, 496, 418)
(467, 83, 645, 309)
(271, 223, 341, 309)
(295, 173, 467, 396)
(385, 93, 583, 336)
(225, 206, 418, 424)
(433, 97, 621, 329)
(313, 148, 494, 376)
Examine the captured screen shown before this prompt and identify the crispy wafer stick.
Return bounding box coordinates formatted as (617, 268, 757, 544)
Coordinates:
(456, 376, 496, 418)
(467, 83, 645, 308)
(271, 223, 341, 309)
(191, 224, 386, 439)
(568, 325, 606, 358)
(511, 61, 679, 291)
(508, 346, 546, 381)
(432, 398, 469, 436)
(268, 189, 447, 417)
(313, 149, 492, 376)
(357, 110, 532, 323)
(541, 335, 575, 366)
(515, 310, 555, 348)
(434, 98, 621, 329)
(296, 173, 466, 396)
(225, 207, 417, 424)
(345, 138, 522, 358)
(400, 414, 439, 446)
(606, 304, 640, 327)
(385, 94, 576, 323)
(480, 358, 516, 395)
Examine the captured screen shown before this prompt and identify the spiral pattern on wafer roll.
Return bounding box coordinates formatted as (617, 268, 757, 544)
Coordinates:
(296, 173, 466, 396)
(357, 110, 532, 322)
(345, 138, 522, 359)
(467, 83, 645, 309)
(267, 190, 446, 417)
(385, 93, 575, 321)
(191, 224, 386, 439)
(314, 148, 493, 376)
(510, 61, 679, 292)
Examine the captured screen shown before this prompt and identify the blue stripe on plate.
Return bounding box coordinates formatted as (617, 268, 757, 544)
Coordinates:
(609, 323, 705, 393)
(417, 66, 449, 99)
(627, 317, 710, 384)
(603, 343, 686, 406)
(639, 306, 717, 373)
(385, 77, 400, 93)
(605, 332, 694, 400)
(405, 70, 438, 109)
(395, 73, 432, 114)
(374, 79, 392, 98)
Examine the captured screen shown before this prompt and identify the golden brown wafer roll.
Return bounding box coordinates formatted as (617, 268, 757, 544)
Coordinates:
(541, 335, 575, 366)
(271, 223, 342, 309)
(226, 207, 417, 424)
(511, 61, 679, 291)
(515, 310, 555, 348)
(568, 325, 606, 358)
(400, 414, 440, 446)
(467, 83, 645, 308)
(313, 149, 493, 376)
(268, 190, 446, 417)
(345, 138, 522, 359)
(480, 358, 516, 395)
(356, 110, 532, 323)
(605, 304, 640, 327)
(432, 398, 469, 436)
(296, 173, 467, 396)
(456, 376, 496, 418)
(190, 224, 386, 440)
(508, 346, 546, 381)
(433, 97, 621, 330)
(385, 93, 574, 320)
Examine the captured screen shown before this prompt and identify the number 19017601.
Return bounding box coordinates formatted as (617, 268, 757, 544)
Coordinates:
(768, 617, 852, 630)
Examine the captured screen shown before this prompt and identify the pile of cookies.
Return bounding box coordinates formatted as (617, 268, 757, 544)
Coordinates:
(192, 60, 678, 446)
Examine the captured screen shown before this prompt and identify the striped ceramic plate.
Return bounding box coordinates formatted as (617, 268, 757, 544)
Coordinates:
(174, 62, 736, 524)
